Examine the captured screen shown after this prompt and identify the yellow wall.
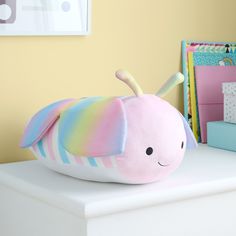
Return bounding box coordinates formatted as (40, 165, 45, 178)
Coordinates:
(1, 0, 236, 163)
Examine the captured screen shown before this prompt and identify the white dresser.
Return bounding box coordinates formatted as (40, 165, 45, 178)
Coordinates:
(0, 145, 236, 236)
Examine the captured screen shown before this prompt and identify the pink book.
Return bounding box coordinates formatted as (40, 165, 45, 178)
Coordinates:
(195, 66, 236, 143)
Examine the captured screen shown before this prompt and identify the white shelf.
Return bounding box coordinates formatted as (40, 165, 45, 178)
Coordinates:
(1, 144, 236, 236)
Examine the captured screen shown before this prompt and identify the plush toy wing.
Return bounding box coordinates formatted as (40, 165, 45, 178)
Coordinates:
(59, 97, 127, 157)
(179, 113, 198, 149)
(20, 99, 76, 148)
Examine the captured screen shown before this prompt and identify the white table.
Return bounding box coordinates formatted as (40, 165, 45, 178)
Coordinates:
(0, 145, 236, 236)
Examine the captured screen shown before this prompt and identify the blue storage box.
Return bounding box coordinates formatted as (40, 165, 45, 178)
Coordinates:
(207, 121, 236, 152)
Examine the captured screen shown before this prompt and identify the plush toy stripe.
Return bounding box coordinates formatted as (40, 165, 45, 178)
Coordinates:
(20, 98, 76, 148)
(58, 142, 70, 163)
(37, 140, 46, 158)
(59, 97, 127, 157)
(101, 157, 113, 168)
(31, 132, 117, 168)
(87, 157, 98, 167)
(30, 109, 123, 167)
(74, 156, 83, 165)
(54, 121, 70, 164)
(31, 141, 116, 168)
(46, 124, 56, 161)
(60, 97, 106, 154)
(87, 99, 125, 155)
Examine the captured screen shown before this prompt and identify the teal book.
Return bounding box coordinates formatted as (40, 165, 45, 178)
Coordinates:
(193, 53, 236, 66)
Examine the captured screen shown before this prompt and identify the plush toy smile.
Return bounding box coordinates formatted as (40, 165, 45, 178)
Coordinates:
(158, 162, 169, 167)
(20, 70, 197, 184)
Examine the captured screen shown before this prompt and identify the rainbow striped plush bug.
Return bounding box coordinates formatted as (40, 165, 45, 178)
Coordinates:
(20, 70, 197, 184)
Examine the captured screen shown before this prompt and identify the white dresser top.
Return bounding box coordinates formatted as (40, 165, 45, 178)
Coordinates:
(0, 145, 236, 219)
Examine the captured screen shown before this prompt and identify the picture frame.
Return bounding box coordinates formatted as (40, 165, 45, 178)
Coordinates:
(0, 0, 91, 36)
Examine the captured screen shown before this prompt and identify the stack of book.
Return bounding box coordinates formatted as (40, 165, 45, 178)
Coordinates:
(182, 40, 236, 145)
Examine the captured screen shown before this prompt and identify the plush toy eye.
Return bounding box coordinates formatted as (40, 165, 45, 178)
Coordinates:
(181, 141, 184, 149)
(146, 147, 153, 155)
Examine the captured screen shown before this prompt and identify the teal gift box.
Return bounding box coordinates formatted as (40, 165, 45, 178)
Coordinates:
(207, 121, 236, 152)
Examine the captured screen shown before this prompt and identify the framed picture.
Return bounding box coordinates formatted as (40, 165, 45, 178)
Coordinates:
(0, 0, 91, 36)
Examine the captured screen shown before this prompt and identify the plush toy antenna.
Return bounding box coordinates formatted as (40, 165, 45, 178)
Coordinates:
(115, 70, 143, 97)
(156, 72, 184, 97)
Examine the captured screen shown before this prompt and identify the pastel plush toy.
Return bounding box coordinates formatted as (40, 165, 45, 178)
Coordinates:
(20, 70, 197, 184)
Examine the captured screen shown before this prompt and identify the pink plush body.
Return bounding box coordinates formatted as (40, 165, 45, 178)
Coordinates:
(22, 94, 192, 184)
